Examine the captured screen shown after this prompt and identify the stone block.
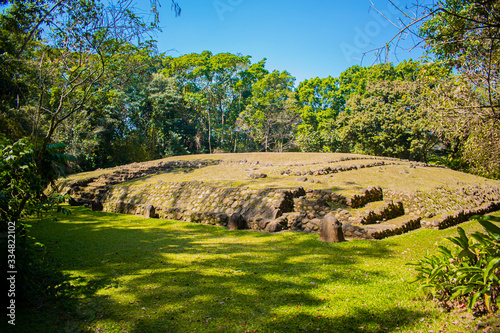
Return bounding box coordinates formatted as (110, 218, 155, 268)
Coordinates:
(228, 212, 246, 230)
(91, 199, 103, 211)
(319, 215, 345, 242)
(144, 204, 156, 218)
(267, 221, 282, 232)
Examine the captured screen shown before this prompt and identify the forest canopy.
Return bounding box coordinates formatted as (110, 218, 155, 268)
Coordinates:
(0, 0, 499, 182)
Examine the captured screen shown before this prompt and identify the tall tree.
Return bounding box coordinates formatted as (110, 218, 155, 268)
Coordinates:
(293, 61, 436, 158)
(0, 0, 181, 230)
(162, 51, 252, 153)
(144, 73, 188, 157)
(0, 0, 180, 153)
(239, 70, 297, 152)
(339, 79, 436, 161)
(372, 0, 500, 178)
(295, 76, 343, 152)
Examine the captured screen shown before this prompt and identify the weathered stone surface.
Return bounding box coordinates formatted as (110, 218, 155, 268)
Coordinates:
(91, 199, 103, 211)
(364, 216, 421, 240)
(258, 219, 270, 229)
(357, 200, 405, 225)
(267, 221, 282, 232)
(421, 201, 500, 229)
(228, 212, 246, 230)
(68, 197, 86, 206)
(346, 186, 383, 208)
(319, 215, 345, 242)
(287, 213, 303, 230)
(272, 188, 306, 219)
(144, 204, 156, 218)
(247, 173, 267, 179)
(276, 216, 288, 226)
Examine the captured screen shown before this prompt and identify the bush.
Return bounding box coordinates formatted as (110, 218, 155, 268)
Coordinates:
(408, 215, 500, 314)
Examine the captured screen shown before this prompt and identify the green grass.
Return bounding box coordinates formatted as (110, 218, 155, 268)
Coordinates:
(64, 152, 500, 195)
(11, 207, 500, 332)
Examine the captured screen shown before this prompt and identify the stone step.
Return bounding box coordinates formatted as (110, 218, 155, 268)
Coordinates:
(362, 215, 422, 239)
(341, 214, 421, 240)
(77, 192, 95, 199)
(345, 186, 383, 208)
(334, 200, 405, 225)
(421, 201, 500, 229)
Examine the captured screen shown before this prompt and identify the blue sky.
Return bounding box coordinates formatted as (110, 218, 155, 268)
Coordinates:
(152, 0, 425, 83)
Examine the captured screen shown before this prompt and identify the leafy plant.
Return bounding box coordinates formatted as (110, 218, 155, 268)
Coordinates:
(0, 137, 74, 230)
(0, 136, 73, 304)
(408, 215, 500, 313)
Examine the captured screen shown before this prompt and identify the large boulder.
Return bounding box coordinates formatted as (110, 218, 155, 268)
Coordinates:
(266, 220, 282, 233)
(228, 212, 246, 230)
(91, 199, 103, 211)
(144, 204, 156, 218)
(319, 215, 345, 242)
(68, 197, 86, 206)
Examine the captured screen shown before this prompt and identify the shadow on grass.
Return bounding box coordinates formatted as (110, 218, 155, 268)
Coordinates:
(27, 206, 428, 332)
(125, 305, 427, 333)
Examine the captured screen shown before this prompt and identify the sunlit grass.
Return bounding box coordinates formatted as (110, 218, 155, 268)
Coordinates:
(16, 207, 500, 332)
(86, 152, 499, 197)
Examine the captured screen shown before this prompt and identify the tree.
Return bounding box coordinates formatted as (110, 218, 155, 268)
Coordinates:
(339, 79, 436, 160)
(372, 0, 500, 178)
(295, 76, 343, 152)
(0, 0, 180, 154)
(420, 0, 500, 178)
(239, 70, 298, 152)
(145, 73, 188, 157)
(0, 0, 181, 212)
(162, 51, 254, 153)
(292, 61, 436, 159)
(0, 0, 182, 306)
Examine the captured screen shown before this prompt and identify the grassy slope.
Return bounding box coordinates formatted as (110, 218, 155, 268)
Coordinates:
(12, 207, 500, 333)
(66, 153, 500, 196)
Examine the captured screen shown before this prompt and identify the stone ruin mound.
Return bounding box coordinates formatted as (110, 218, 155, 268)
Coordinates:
(59, 155, 500, 240)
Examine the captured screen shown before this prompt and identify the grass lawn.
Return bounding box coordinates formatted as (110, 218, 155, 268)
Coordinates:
(61, 152, 500, 195)
(9, 207, 500, 332)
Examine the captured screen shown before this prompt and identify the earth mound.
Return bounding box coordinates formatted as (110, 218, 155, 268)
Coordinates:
(58, 153, 500, 239)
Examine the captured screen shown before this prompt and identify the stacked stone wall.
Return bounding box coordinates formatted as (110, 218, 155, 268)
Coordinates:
(61, 155, 500, 239)
(101, 181, 390, 234)
(385, 185, 500, 217)
(421, 201, 500, 229)
(346, 186, 383, 208)
(104, 181, 281, 220)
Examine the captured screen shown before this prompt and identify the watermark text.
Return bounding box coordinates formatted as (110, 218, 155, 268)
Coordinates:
(213, 0, 244, 21)
(6, 221, 16, 326)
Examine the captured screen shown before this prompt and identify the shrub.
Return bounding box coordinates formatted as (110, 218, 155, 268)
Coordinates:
(408, 215, 500, 313)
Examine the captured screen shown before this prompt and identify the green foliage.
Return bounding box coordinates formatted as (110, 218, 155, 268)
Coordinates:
(294, 61, 438, 161)
(339, 79, 435, 160)
(0, 137, 40, 228)
(417, 0, 500, 178)
(0, 136, 74, 228)
(239, 70, 297, 152)
(0, 0, 182, 172)
(295, 76, 343, 152)
(0, 135, 74, 306)
(162, 51, 255, 153)
(408, 215, 500, 313)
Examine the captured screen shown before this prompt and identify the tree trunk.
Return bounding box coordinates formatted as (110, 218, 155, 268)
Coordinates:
(208, 110, 212, 153)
